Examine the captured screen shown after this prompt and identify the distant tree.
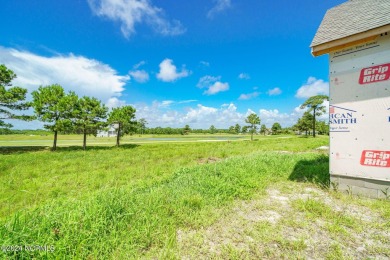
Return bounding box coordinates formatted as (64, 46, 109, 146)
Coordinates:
(260, 124, 267, 136)
(209, 125, 216, 134)
(282, 127, 293, 135)
(300, 95, 328, 137)
(32, 84, 77, 150)
(228, 126, 235, 134)
(108, 105, 137, 147)
(183, 124, 191, 135)
(241, 125, 249, 134)
(137, 118, 147, 135)
(295, 112, 313, 135)
(234, 123, 241, 134)
(316, 120, 329, 135)
(245, 113, 261, 141)
(0, 64, 32, 129)
(271, 122, 282, 135)
(75, 96, 108, 150)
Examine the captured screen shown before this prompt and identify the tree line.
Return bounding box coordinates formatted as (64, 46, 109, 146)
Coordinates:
(1, 64, 137, 150)
(1, 64, 329, 150)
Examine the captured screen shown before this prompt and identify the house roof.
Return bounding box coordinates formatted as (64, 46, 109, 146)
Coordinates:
(311, 0, 390, 50)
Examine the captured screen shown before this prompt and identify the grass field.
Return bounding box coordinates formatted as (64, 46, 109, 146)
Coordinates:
(0, 133, 252, 147)
(1, 134, 389, 259)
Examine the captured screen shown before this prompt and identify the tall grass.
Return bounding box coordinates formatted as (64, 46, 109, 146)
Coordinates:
(1, 152, 328, 259)
(0, 135, 331, 258)
(0, 136, 328, 218)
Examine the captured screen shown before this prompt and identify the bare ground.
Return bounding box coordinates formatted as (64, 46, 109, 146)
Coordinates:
(177, 182, 390, 259)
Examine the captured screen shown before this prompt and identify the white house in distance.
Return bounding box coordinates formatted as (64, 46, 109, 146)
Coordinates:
(97, 125, 117, 137)
(311, 0, 390, 198)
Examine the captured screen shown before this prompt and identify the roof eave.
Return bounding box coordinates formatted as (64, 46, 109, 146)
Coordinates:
(311, 24, 390, 57)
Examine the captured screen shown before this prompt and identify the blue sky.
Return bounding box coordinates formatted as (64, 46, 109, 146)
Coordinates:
(0, 0, 344, 129)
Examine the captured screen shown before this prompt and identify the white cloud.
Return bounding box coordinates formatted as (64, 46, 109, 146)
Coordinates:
(208, 0, 232, 18)
(197, 75, 229, 95)
(132, 101, 247, 128)
(295, 77, 329, 99)
(258, 108, 308, 128)
(200, 61, 210, 67)
(238, 73, 250, 80)
(133, 60, 146, 69)
(267, 87, 282, 96)
(204, 82, 229, 95)
(107, 99, 330, 129)
(129, 70, 149, 83)
(197, 75, 220, 88)
(129, 60, 149, 83)
(87, 0, 185, 38)
(160, 100, 174, 107)
(246, 109, 256, 117)
(178, 99, 198, 104)
(182, 105, 218, 123)
(106, 97, 127, 109)
(0, 46, 129, 104)
(156, 58, 190, 82)
(180, 103, 244, 128)
(257, 100, 330, 128)
(294, 105, 306, 115)
(238, 91, 259, 100)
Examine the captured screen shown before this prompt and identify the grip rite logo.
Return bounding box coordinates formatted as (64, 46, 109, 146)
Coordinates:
(359, 63, 390, 84)
(360, 150, 390, 167)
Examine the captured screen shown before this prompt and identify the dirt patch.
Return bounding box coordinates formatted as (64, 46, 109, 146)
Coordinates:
(197, 157, 222, 164)
(177, 184, 390, 259)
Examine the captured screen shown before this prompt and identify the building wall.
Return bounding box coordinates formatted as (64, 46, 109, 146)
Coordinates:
(97, 127, 117, 137)
(329, 33, 390, 198)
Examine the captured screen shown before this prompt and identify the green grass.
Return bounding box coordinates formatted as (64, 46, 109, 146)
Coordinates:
(0, 135, 327, 218)
(0, 133, 279, 147)
(1, 134, 388, 259)
(1, 151, 325, 259)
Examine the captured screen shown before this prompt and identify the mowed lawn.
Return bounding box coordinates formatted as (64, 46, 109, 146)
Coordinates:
(1, 135, 389, 259)
(0, 133, 250, 147)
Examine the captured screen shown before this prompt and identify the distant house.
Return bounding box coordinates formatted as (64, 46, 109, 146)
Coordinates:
(97, 125, 117, 137)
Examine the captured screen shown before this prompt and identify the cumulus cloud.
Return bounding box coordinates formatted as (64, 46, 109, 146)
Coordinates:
(238, 73, 250, 80)
(129, 70, 149, 83)
(156, 59, 190, 82)
(267, 87, 282, 96)
(197, 75, 229, 95)
(259, 109, 290, 127)
(295, 77, 329, 98)
(238, 91, 259, 100)
(129, 60, 149, 83)
(197, 76, 220, 88)
(246, 109, 256, 117)
(204, 82, 229, 95)
(0, 46, 129, 104)
(258, 107, 319, 128)
(87, 0, 185, 38)
(283, 99, 330, 126)
(133, 100, 329, 129)
(182, 104, 218, 123)
(180, 103, 245, 128)
(208, 0, 232, 18)
(132, 101, 248, 128)
(106, 97, 127, 109)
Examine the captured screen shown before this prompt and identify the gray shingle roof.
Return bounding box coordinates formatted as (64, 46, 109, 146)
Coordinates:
(311, 0, 390, 47)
